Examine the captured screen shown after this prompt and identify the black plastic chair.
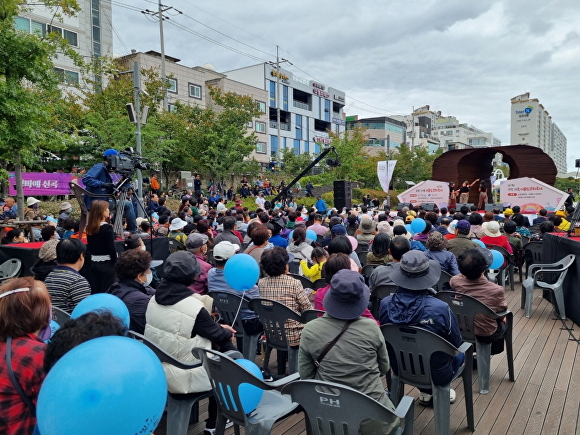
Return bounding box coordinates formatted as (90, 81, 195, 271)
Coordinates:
(288, 273, 313, 289)
(168, 238, 186, 254)
(435, 291, 515, 394)
(485, 244, 514, 291)
(208, 291, 261, 363)
(311, 278, 327, 291)
(381, 324, 475, 435)
(370, 284, 398, 318)
(431, 270, 453, 293)
(282, 379, 414, 435)
(127, 331, 213, 435)
(301, 309, 325, 323)
(523, 241, 543, 277)
(194, 348, 299, 435)
(248, 298, 304, 374)
(356, 250, 368, 267)
(361, 264, 379, 284)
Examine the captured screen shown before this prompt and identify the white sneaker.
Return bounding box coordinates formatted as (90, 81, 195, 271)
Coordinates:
(418, 389, 456, 405)
(449, 388, 456, 404)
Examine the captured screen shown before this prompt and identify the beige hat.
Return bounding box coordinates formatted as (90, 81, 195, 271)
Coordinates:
(359, 218, 374, 234)
(26, 197, 40, 207)
(377, 221, 392, 235)
(136, 217, 149, 227)
(39, 239, 58, 262)
(482, 220, 501, 237)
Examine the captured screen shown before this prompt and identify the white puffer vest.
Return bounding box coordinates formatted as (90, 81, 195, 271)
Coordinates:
(145, 295, 212, 394)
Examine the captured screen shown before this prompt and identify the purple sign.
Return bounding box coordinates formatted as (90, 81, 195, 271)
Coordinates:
(8, 172, 85, 196)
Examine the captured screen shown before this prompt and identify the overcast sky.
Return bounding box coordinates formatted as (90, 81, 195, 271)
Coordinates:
(112, 0, 579, 172)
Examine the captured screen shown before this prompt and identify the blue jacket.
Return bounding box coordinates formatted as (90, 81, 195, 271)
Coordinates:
(425, 250, 460, 275)
(82, 162, 112, 208)
(315, 199, 327, 213)
(410, 240, 427, 251)
(269, 234, 288, 248)
(379, 289, 462, 385)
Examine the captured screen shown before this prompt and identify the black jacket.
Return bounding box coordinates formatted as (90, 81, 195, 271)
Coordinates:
(107, 280, 152, 334)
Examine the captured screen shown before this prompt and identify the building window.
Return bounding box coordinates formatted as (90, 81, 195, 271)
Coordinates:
(168, 104, 177, 113)
(54, 68, 79, 85)
(167, 78, 177, 94)
(256, 142, 266, 154)
(270, 135, 278, 157)
(294, 139, 300, 155)
(269, 81, 276, 108)
(255, 121, 266, 134)
(14, 16, 30, 32)
(247, 121, 253, 128)
(295, 114, 302, 140)
(256, 100, 266, 113)
(188, 83, 201, 99)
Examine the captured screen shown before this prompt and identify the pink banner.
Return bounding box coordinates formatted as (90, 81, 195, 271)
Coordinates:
(8, 173, 85, 196)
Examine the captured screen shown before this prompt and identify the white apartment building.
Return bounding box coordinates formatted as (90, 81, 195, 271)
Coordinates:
(432, 115, 501, 151)
(510, 93, 567, 173)
(345, 116, 406, 157)
(224, 64, 346, 162)
(14, 0, 113, 88)
(393, 106, 440, 153)
(116, 51, 270, 166)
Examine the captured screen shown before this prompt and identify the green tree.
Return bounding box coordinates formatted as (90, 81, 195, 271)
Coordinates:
(280, 147, 314, 176)
(391, 145, 442, 190)
(0, 0, 81, 216)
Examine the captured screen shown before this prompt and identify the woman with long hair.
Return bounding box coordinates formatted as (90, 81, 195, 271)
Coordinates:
(86, 200, 117, 294)
(478, 180, 488, 210)
(448, 182, 457, 209)
(366, 233, 392, 265)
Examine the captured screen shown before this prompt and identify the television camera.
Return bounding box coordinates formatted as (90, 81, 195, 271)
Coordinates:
(105, 147, 150, 178)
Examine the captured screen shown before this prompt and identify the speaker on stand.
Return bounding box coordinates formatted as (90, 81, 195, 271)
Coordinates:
(333, 180, 352, 210)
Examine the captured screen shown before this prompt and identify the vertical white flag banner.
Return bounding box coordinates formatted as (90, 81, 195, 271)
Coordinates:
(377, 160, 397, 193)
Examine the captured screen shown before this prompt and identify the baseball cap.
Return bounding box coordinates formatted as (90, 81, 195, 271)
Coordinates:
(213, 241, 240, 261)
(103, 149, 118, 157)
(186, 233, 208, 249)
(456, 220, 471, 231)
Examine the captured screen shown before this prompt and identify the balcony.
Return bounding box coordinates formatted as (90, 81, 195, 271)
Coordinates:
(293, 100, 311, 111)
(269, 121, 291, 131)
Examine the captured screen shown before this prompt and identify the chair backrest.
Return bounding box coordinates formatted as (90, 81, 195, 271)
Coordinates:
(485, 244, 510, 271)
(432, 270, 453, 293)
(0, 258, 21, 280)
(208, 291, 252, 336)
(195, 348, 275, 424)
(370, 284, 398, 318)
(301, 309, 325, 323)
(523, 242, 543, 264)
(288, 273, 313, 289)
(168, 238, 186, 254)
(281, 379, 406, 435)
(537, 254, 575, 287)
(127, 330, 201, 370)
(356, 251, 368, 267)
(249, 298, 304, 351)
(435, 291, 503, 343)
(51, 306, 71, 326)
(528, 225, 541, 234)
(520, 235, 530, 246)
(381, 324, 462, 390)
(288, 260, 302, 275)
(361, 264, 378, 279)
(312, 278, 327, 291)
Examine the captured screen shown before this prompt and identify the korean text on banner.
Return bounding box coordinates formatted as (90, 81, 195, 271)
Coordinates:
(377, 161, 397, 193)
(8, 173, 86, 196)
(397, 180, 450, 208)
(499, 177, 567, 212)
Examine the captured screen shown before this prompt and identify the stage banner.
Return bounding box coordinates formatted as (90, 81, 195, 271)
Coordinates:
(377, 160, 397, 193)
(397, 180, 450, 208)
(500, 177, 567, 212)
(8, 172, 85, 196)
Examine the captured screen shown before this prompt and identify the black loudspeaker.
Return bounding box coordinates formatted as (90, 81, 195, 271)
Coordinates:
(423, 203, 436, 211)
(576, 159, 580, 168)
(484, 204, 495, 212)
(333, 180, 352, 210)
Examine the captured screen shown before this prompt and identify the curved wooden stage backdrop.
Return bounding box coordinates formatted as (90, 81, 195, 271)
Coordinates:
(432, 144, 558, 205)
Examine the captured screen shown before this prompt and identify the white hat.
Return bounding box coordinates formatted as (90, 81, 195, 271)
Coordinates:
(213, 241, 240, 261)
(169, 218, 187, 231)
(136, 217, 149, 227)
(26, 197, 40, 206)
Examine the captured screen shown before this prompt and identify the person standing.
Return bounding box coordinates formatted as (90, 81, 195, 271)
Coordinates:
(448, 182, 458, 210)
(564, 188, 575, 208)
(306, 181, 314, 197)
(194, 174, 202, 198)
(477, 180, 488, 210)
(86, 200, 117, 294)
(458, 178, 479, 204)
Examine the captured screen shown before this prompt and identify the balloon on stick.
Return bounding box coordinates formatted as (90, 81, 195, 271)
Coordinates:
(225, 253, 260, 290)
(489, 250, 504, 269)
(411, 218, 427, 234)
(71, 294, 130, 330)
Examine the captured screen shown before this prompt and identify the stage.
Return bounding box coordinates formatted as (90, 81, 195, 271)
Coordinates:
(542, 233, 580, 325)
(0, 237, 169, 283)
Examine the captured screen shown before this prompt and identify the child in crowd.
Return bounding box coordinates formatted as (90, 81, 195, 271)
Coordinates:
(300, 247, 328, 282)
(62, 218, 75, 239)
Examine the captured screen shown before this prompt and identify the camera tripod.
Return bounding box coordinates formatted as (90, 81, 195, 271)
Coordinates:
(112, 176, 151, 239)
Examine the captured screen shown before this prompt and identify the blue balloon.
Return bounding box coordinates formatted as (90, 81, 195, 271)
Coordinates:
(306, 229, 317, 241)
(411, 218, 427, 234)
(288, 230, 294, 241)
(473, 239, 486, 248)
(37, 336, 167, 435)
(237, 359, 264, 413)
(71, 294, 130, 330)
(405, 224, 414, 235)
(224, 253, 260, 291)
(489, 250, 504, 269)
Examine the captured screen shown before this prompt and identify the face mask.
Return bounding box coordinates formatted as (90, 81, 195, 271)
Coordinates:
(141, 245, 146, 251)
(68, 208, 73, 213)
(143, 272, 153, 287)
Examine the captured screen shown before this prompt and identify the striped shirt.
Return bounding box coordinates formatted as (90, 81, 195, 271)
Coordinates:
(45, 266, 91, 313)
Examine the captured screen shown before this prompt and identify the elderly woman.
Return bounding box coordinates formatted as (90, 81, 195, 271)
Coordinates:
(425, 231, 460, 276)
(145, 251, 236, 434)
(300, 269, 397, 434)
(0, 277, 52, 435)
(366, 233, 392, 265)
(106, 249, 156, 334)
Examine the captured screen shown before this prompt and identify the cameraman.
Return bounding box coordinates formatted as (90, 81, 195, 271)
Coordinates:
(83, 149, 137, 233)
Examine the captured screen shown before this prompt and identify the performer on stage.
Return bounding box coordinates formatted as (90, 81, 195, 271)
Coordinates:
(458, 178, 479, 204)
(477, 180, 488, 210)
(448, 182, 458, 209)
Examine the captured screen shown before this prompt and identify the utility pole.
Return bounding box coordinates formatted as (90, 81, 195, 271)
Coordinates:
(133, 61, 145, 217)
(386, 133, 391, 208)
(142, 2, 180, 111)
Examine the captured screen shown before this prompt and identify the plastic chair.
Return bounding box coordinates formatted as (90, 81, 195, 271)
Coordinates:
(288, 273, 313, 289)
(52, 306, 71, 326)
(194, 348, 300, 435)
(301, 309, 325, 323)
(370, 284, 398, 319)
(168, 238, 186, 254)
(288, 260, 302, 275)
(432, 270, 453, 293)
(521, 254, 575, 319)
(435, 291, 515, 394)
(381, 324, 475, 435)
(127, 331, 213, 435)
(282, 379, 414, 435)
(248, 298, 304, 374)
(523, 241, 543, 277)
(0, 258, 21, 282)
(208, 291, 261, 363)
(69, 181, 116, 239)
(356, 250, 368, 267)
(485, 244, 515, 291)
(311, 278, 327, 291)
(361, 264, 378, 284)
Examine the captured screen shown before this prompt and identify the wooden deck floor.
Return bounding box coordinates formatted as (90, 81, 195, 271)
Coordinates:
(155, 280, 580, 435)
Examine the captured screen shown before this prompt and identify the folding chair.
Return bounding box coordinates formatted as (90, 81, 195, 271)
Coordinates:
(435, 291, 514, 394)
(52, 306, 71, 326)
(521, 254, 575, 319)
(208, 291, 261, 363)
(381, 324, 475, 435)
(0, 258, 21, 282)
(370, 284, 398, 318)
(194, 348, 299, 435)
(282, 379, 414, 435)
(127, 331, 213, 435)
